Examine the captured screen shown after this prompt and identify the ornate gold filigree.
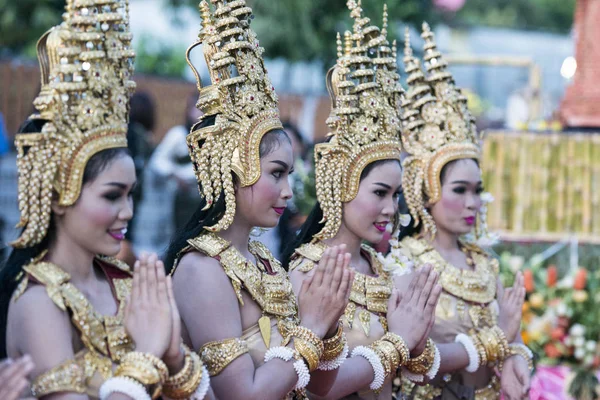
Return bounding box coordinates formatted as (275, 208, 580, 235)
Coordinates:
(185, 0, 284, 232)
(314, 2, 404, 240)
(401, 24, 481, 237)
(12, 0, 135, 248)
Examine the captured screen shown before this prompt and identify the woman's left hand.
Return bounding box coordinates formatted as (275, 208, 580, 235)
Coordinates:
(501, 355, 530, 400)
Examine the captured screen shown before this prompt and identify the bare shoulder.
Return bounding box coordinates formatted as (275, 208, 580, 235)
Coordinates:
(7, 284, 74, 373)
(173, 251, 229, 288)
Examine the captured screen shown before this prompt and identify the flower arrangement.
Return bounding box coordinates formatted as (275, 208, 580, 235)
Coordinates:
(499, 252, 600, 399)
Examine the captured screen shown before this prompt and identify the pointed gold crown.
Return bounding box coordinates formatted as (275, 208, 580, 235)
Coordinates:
(401, 23, 481, 237)
(185, 0, 283, 232)
(313, 1, 404, 240)
(12, 0, 135, 248)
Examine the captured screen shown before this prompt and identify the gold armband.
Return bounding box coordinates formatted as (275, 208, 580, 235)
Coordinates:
(200, 337, 248, 376)
(30, 358, 86, 397)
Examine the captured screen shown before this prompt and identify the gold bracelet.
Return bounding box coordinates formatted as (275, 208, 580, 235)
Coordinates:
(469, 330, 487, 368)
(376, 339, 401, 374)
(322, 322, 346, 361)
(294, 338, 321, 372)
(292, 325, 324, 358)
(509, 344, 534, 371)
(163, 345, 205, 399)
(481, 328, 501, 365)
(382, 332, 410, 366)
(116, 352, 169, 399)
(406, 338, 436, 375)
(370, 340, 393, 379)
(492, 326, 510, 361)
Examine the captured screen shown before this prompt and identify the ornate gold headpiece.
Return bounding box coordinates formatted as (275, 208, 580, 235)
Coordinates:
(313, 1, 404, 240)
(400, 23, 481, 236)
(12, 0, 135, 248)
(185, 0, 283, 232)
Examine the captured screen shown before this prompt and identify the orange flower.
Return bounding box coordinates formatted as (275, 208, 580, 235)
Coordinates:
(544, 343, 562, 359)
(524, 269, 535, 293)
(547, 265, 558, 287)
(550, 327, 565, 341)
(574, 268, 588, 290)
(521, 331, 530, 345)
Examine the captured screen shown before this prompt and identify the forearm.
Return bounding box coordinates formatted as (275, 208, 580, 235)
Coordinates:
(437, 343, 470, 375)
(309, 356, 376, 400)
(211, 355, 300, 400)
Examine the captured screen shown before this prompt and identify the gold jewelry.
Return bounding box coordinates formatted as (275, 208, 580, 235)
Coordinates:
(470, 330, 487, 368)
(13, 0, 135, 248)
(322, 322, 347, 361)
(163, 345, 205, 399)
(406, 338, 436, 375)
(313, 2, 404, 240)
(375, 339, 401, 375)
(294, 338, 321, 372)
(200, 337, 249, 376)
(30, 358, 86, 397)
(491, 326, 510, 361)
(116, 352, 169, 399)
(185, 0, 283, 232)
(382, 332, 410, 366)
(290, 241, 393, 337)
(507, 343, 534, 371)
(291, 325, 324, 355)
(369, 341, 393, 378)
(401, 24, 481, 238)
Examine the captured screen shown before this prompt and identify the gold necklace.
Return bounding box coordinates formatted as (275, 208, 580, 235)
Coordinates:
(187, 232, 299, 347)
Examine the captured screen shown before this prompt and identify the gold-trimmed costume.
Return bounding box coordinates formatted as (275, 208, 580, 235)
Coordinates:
(394, 24, 513, 400)
(12, 0, 135, 248)
(185, 0, 284, 232)
(20, 256, 134, 398)
(290, 241, 394, 400)
(287, 2, 405, 398)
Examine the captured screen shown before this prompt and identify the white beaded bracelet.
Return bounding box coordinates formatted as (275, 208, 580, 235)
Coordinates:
(264, 346, 311, 390)
(99, 376, 151, 400)
(264, 346, 295, 363)
(351, 345, 385, 391)
(455, 333, 480, 373)
(193, 364, 211, 399)
(293, 359, 311, 390)
(318, 342, 349, 371)
(426, 344, 441, 380)
(403, 368, 424, 383)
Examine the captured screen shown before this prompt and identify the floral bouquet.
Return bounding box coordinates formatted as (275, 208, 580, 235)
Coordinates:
(500, 252, 600, 399)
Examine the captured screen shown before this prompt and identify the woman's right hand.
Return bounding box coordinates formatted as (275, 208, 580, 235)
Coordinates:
(125, 253, 174, 358)
(297, 245, 354, 338)
(387, 265, 441, 351)
(0, 356, 35, 400)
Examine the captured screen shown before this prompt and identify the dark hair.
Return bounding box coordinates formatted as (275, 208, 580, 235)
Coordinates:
(0, 119, 130, 358)
(281, 158, 399, 269)
(163, 116, 290, 271)
(282, 121, 307, 158)
(397, 158, 480, 241)
(129, 91, 156, 132)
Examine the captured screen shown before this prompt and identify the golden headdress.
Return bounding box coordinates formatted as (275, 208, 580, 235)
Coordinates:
(12, 0, 135, 248)
(401, 23, 481, 237)
(313, 1, 404, 240)
(185, 0, 283, 232)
